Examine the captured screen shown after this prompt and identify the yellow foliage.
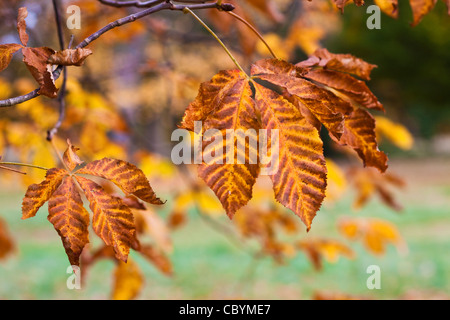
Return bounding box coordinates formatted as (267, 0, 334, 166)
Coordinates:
(375, 116, 414, 150)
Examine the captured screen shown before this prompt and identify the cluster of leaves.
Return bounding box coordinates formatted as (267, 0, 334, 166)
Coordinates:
(0, 7, 92, 98)
(22, 140, 164, 267)
(181, 48, 387, 231)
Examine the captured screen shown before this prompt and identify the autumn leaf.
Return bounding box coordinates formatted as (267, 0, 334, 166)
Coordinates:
(22, 47, 58, 98)
(17, 7, 29, 47)
(0, 44, 23, 73)
(348, 166, 405, 211)
(21, 140, 163, 265)
(47, 177, 90, 267)
(375, 116, 414, 150)
(0, 217, 15, 260)
(139, 244, 173, 276)
(297, 238, 355, 270)
(340, 108, 388, 172)
(409, 0, 437, 26)
(22, 168, 67, 219)
(77, 158, 163, 205)
(63, 139, 84, 171)
(298, 48, 377, 81)
(182, 53, 386, 230)
(48, 48, 93, 66)
(338, 217, 407, 255)
(251, 58, 352, 141)
(112, 259, 144, 300)
(375, 0, 399, 18)
(253, 84, 327, 230)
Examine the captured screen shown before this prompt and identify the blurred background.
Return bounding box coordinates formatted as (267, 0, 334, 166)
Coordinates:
(0, 0, 449, 299)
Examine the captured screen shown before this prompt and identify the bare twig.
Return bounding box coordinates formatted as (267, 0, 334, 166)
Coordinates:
(0, 1, 234, 108)
(47, 0, 68, 141)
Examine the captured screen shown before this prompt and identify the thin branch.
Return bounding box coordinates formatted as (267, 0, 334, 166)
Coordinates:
(47, 0, 68, 141)
(0, 1, 234, 108)
(0, 162, 49, 171)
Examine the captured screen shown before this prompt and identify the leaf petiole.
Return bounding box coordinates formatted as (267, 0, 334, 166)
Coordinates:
(183, 7, 249, 78)
(0, 162, 49, 171)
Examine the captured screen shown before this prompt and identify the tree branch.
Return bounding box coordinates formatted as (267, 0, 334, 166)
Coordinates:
(47, 0, 68, 141)
(0, 1, 234, 108)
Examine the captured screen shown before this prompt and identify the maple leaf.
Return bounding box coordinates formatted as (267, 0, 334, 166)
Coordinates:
(21, 140, 163, 265)
(182, 52, 387, 230)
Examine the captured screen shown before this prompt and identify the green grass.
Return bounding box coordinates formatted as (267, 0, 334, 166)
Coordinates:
(0, 166, 449, 300)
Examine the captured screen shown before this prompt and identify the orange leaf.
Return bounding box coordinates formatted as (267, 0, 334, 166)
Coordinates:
(252, 59, 352, 140)
(112, 259, 144, 300)
(47, 177, 90, 266)
(409, 0, 437, 26)
(254, 83, 327, 230)
(0, 218, 14, 260)
(339, 108, 388, 173)
(75, 176, 138, 262)
(180, 70, 245, 131)
(77, 158, 163, 205)
(0, 44, 23, 73)
(63, 139, 84, 171)
(22, 168, 67, 219)
(197, 76, 261, 218)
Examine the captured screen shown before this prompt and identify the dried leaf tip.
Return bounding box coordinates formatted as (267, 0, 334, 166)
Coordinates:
(63, 139, 84, 171)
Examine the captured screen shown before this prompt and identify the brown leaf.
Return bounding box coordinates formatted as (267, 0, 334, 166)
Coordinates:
(305, 68, 384, 111)
(0, 44, 23, 73)
(138, 244, 173, 276)
(76, 176, 137, 262)
(339, 108, 388, 173)
(47, 177, 90, 266)
(17, 7, 29, 47)
(253, 83, 327, 231)
(197, 76, 261, 218)
(252, 59, 352, 140)
(63, 139, 84, 171)
(77, 158, 163, 205)
(22, 47, 58, 98)
(180, 70, 245, 131)
(22, 168, 68, 219)
(298, 48, 377, 81)
(0, 218, 14, 260)
(48, 48, 93, 66)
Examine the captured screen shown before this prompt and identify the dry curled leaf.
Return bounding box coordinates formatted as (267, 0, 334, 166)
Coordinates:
(297, 238, 355, 270)
(22, 47, 58, 98)
(17, 7, 29, 47)
(48, 48, 93, 66)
